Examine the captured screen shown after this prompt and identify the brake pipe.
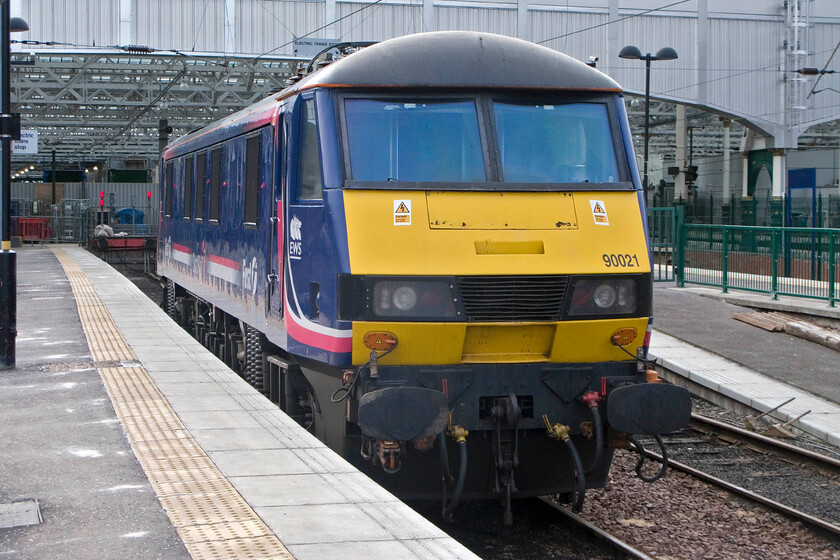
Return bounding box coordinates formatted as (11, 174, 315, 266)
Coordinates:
(442, 425, 468, 520)
(581, 391, 603, 475)
(543, 415, 586, 512)
(438, 432, 453, 484)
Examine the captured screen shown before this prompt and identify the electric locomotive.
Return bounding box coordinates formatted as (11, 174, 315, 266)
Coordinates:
(158, 31, 691, 523)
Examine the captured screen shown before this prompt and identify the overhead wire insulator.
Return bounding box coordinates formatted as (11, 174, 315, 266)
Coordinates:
(124, 44, 154, 54)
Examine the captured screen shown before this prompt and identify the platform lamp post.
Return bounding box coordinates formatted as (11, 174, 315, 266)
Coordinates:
(618, 45, 678, 205)
(0, 4, 29, 369)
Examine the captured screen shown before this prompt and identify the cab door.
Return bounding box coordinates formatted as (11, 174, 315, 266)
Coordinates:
(285, 94, 327, 333)
(268, 111, 285, 317)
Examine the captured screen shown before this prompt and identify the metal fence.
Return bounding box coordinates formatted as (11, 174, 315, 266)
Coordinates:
(647, 206, 682, 282)
(11, 189, 158, 244)
(677, 224, 840, 306)
(658, 193, 840, 229)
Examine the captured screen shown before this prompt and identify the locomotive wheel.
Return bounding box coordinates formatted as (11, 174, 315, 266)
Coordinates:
(165, 279, 178, 321)
(244, 326, 266, 393)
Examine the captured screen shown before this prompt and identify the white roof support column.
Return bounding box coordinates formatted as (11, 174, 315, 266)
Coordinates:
(225, 0, 236, 54)
(423, 0, 434, 32)
(10, 0, 21, 51)
(326, 0, 337, 38)
(119, 0, 132, 47)
(772, 149, 786, 199)
(696, 0, 709, 105)
(517, 0, 528, 41)
(608, 0, 619, 78)
(674, 104, 687, 202)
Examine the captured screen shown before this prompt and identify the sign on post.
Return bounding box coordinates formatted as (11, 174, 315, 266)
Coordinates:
(293, 38, 338, 58)
(12, 129, 37, 154)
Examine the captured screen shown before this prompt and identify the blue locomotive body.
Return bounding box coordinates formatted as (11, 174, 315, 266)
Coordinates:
(157, 32, 691, 522)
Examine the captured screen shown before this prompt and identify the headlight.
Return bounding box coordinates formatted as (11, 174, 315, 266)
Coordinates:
(593, 284, 616, 308)
(565, 276, 646, 318)
(373, 281, 455, 317)
(392, 286, 418, 311)
(338, 276, 460, 320)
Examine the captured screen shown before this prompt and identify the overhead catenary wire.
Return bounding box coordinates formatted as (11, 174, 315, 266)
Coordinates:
(250, 0, 387, 63)
(808, 38, 840, 98)
(191, 0, 212, 52)
(536, 0, 691, 45)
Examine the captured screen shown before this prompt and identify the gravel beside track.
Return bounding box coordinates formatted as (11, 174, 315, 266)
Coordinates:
(573, 450, 840, 560)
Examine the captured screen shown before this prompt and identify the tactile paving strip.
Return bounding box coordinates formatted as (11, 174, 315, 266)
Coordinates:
(53, 248, 294, 560)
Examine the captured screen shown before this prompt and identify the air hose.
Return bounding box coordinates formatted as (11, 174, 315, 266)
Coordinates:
(438, 432, 453, 484)
(543, 416, 586, 513)
(442, 427, 468, 521)
(581, 392, 603, 475)
(627, 434, 669, 482)
(564, 437, 586, 512)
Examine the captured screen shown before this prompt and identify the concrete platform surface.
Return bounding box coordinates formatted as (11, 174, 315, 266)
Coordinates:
(650, 283, 840, 447)
(1, 246, 479, 560)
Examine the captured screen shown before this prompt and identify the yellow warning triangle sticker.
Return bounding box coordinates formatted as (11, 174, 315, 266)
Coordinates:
(396, 202, 410, 213)
(593, 203, 605, 213)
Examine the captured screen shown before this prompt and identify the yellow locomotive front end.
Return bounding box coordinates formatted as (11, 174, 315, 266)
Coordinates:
(344, 189, 651, 367)
(301, 31, 692, 523)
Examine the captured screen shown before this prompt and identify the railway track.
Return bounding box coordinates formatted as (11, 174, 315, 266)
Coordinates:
(536, 497, 653, 560)
(648, 413, 840, 538)
(687, 412, 840, 476)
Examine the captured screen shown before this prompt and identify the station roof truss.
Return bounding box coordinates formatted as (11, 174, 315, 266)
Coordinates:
(11, 49, 839, 180)
(12, 49, 299, 171)
(624, 97, 840, 162)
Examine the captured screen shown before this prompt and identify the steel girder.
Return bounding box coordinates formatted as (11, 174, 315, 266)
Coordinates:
(12, 49, 298, 176)
(10, 49, 837, 181)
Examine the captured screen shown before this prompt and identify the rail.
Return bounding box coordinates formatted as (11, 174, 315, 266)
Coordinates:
(644, 412, 840, 539)
(535, 498, 654, 560)
(677, 224, 840, 306)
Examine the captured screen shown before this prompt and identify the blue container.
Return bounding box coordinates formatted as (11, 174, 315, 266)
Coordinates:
(115, 208, 144, 225)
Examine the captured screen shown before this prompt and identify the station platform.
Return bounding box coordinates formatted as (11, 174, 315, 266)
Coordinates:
(2, 246, 839, 558)
(0, 246, 479, 559)
(650, 284, 840, 448)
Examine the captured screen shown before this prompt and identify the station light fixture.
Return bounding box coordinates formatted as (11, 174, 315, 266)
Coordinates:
(618, 45, 678, 204)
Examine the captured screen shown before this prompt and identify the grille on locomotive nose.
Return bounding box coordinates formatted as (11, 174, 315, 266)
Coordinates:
(456, 275, 570, 321)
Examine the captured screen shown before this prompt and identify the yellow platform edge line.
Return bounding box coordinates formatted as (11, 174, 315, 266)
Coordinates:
(51, 247, 295, 560)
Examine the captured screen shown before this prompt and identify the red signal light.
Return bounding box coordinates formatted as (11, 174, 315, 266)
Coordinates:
(146, 190, 152, 199)
(99, 191, 105, 207)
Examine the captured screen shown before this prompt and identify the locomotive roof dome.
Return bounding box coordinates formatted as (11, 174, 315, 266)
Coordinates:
(299, 31, 621, 92)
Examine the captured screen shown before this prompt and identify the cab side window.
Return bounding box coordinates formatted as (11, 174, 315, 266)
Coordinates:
(164, 160, 174, 216)
(209, 147, 222, 222)
(195, 151, 206, 220)
(244, 133, 261, 224)
(297, 98, 323, 200)
(183, 156, 194, 220)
